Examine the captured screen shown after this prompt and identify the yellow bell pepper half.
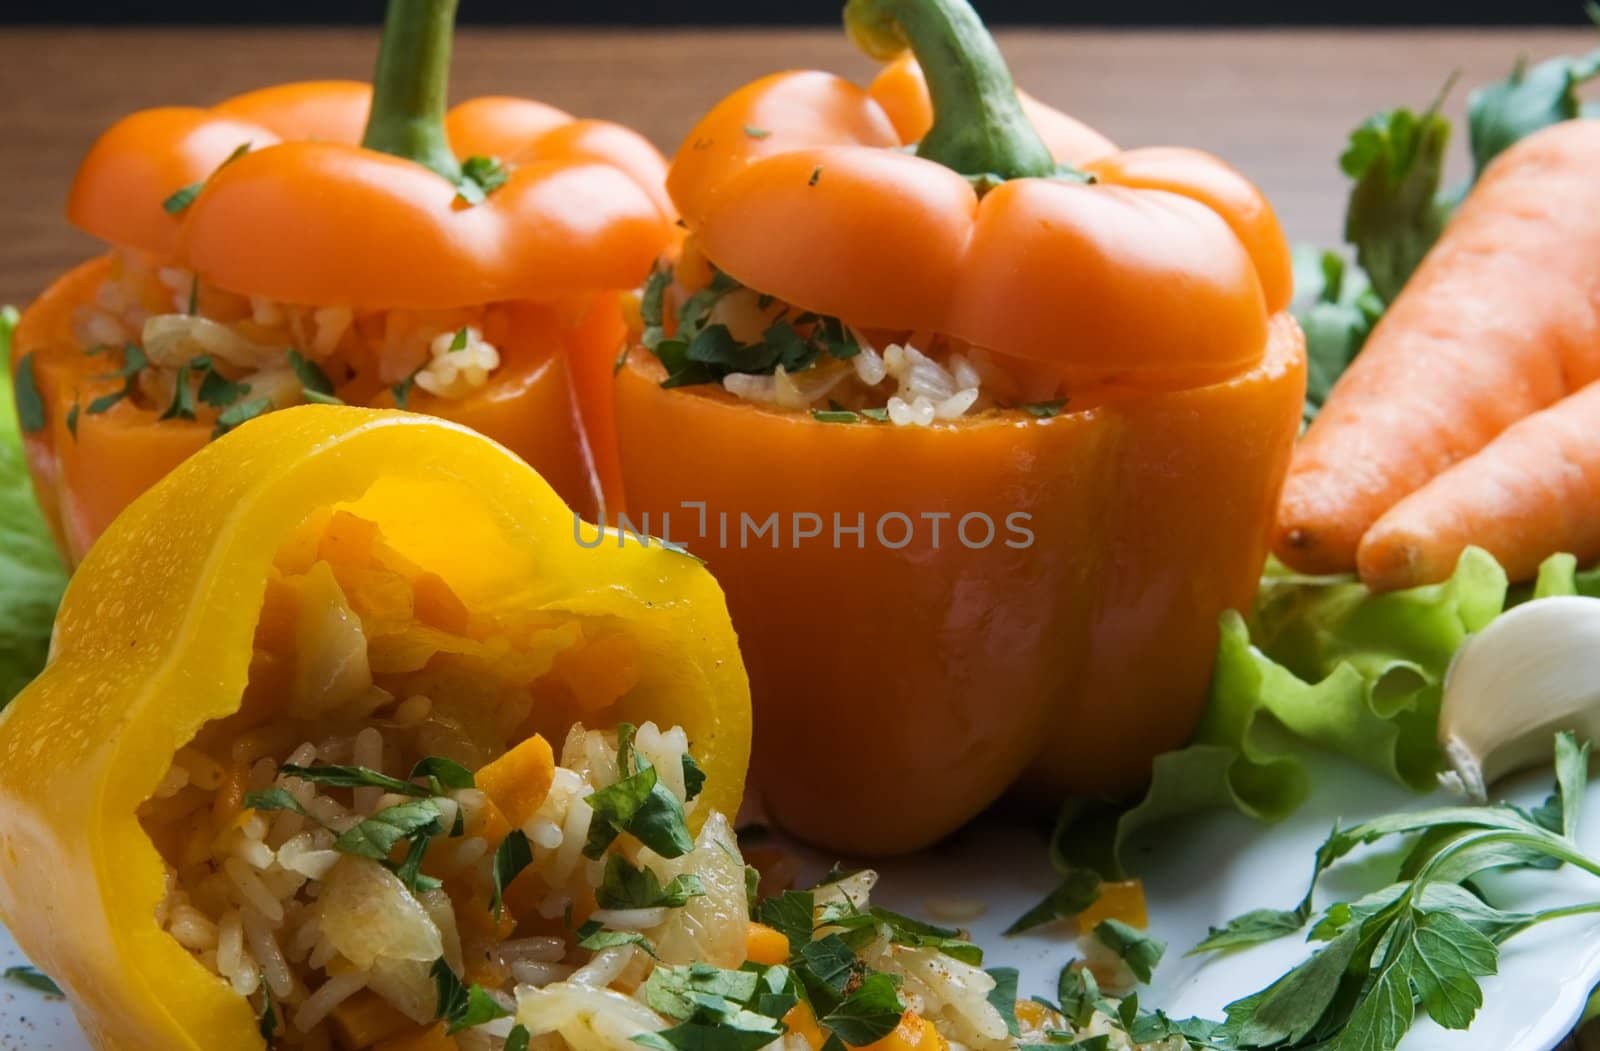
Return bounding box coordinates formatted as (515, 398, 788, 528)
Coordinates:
(0, 404, 750, 1051)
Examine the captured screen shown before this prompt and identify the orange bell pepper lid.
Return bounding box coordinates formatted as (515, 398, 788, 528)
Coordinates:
(665, 0, 1292, 388)
(65, 0, 675, 309)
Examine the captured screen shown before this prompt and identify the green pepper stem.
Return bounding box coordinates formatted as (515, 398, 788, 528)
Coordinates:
(361, 0, 462, 181)
(844, 0, 1056, 180)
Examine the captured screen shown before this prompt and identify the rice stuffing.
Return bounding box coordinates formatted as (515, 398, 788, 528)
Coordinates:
(68, 248, 505, 435)
(138, 506, 1180, 1051)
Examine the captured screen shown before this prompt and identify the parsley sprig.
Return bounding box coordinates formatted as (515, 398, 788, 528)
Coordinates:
(638, 264, 860, 389)
(1070, 733, 1600, 1051)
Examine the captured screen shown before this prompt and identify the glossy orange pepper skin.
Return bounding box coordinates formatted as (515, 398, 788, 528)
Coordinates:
(26, 80, 670, 562)
(620, 62, 1305, 853)
(665, 70, 1291, 389)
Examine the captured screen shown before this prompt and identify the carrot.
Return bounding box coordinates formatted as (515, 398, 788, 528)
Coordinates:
(1358, 378, 1600, 589)
(1275, 119, 1600, 577)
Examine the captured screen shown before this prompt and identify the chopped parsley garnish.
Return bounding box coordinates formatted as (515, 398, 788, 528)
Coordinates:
(278, 762, 434, 797)
(187, 275, 200, 316)
(430, 958, 512, 1034)
(392, 371, 421, 410)
(808, 166, 823, 187)
(160, 360, 199, 421)
(1005, 868, 1102, 935)
(743, 125, 772, 139)
(506, 1024, 531, 1051)
(986, 967, 1021, 1037)
(455, 155, 510, 206)
(242, 786, 309, 817)
(256, 987, 278, 1042)
(490, 829, 533, 919)
(635, 963, 795, 1051)
(576, 919, 660, 957)
(682, 753, 707, 802)
(411, 756, 475, 792)
(65, 401, 80, 438)
(584, 723, 695, 859)
(1093, 920, 1165, 984)
(3, 965, 62, 996)
(162, 142, 252, 214)
(1022, 398, 1068, 419)
(288, 349, 341, 406)
(448, 327, 470, 352)
(85, 343, 148, 417)
(333, 798, 446, 859)
(639, 263, 862, 389)
(13, 353, 45, 432)
(596, 854, 705, 910)
(212, 396, 272, 438)
(194, 356, 251, 409)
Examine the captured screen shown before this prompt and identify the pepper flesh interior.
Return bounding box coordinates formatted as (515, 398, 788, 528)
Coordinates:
(138, 508, 743, 1049)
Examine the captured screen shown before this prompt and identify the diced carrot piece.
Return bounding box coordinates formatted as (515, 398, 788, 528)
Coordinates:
(785, 1004, 946, 1051)
(1076, 879, 1147, 932)
(863, 1012, 946, 1051)
(475, 735, 555, 828)
(211, 761, 250, 828)
(745, 922, 790, 966)
(330, 991, 415, 1048)
(375, 1022, 459, 1051)
(783, 1003, 826, 1050)
(412, 571, 471, 634)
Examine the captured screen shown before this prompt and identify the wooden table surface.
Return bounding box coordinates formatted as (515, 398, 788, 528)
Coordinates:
(0, 25, 1595, 306)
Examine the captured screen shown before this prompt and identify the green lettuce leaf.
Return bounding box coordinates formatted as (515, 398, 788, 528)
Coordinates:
(0, 306, 68, 708)
(1109, 548, 1509, 863)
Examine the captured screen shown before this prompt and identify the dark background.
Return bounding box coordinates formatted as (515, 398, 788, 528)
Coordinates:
(0, 0, 1589, 25)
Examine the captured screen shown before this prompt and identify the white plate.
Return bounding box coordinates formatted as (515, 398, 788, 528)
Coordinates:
(4, 754, 1598, 1049)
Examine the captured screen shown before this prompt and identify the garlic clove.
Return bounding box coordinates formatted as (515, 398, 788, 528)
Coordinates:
(1438, 596, 1600, 802)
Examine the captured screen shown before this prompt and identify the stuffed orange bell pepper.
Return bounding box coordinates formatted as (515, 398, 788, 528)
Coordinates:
(10, 0, 673, 566)
(612, 0, 1305, 854)
(0, 404, 751, 1050)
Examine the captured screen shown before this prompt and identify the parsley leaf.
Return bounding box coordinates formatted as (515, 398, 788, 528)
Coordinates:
(1005, 868, 1102, 935)
(85, 343, 148, 417)
(278, 762, 433, 797)
(681, 753, 706, 801)
(333, 799, 444, 859)
(584, 759, 694, 859)
(242, 787, 309, 817)
(12, 354, 45, 433)
(1021, 398, 1067, 419)
(3, 965, 62, 996)
(986, 967, 1021, 1037)
(491, 830, 533, 919)
(288, 350, 340, 405)
(1468, 46, 1600, 178)
(411, 756, 475, 793)
(160, 360, 198, 421)
(162, 141, 251, 214)
(819, 971, 904, 1046)
(1191, 906, 1308, 955)
(506, 1024, 531, 1051)
(430, 958, 511, 1034)
(576, 919, 659, 957)
(1340, 95, 1453, 305)
(392, 373, 420, 410)
(756, 889, 815, 955)
(1292, 247, 1385, 423)
(596, 854, 705, 910)
(213, 396, 273, 438)
(1093, 920, 1165, 985)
